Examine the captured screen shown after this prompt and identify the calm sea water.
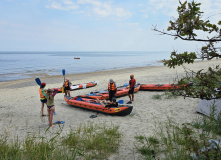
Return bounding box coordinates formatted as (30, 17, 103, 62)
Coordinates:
(0, 51, 170, 82)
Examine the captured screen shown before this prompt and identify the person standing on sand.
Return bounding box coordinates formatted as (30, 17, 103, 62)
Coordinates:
(108, 79, 117, 102)
(63, 78, 72, 97)
(39, 82, 47, 116)
(128, 74, 136, 103)
(46, 88, 58, 127)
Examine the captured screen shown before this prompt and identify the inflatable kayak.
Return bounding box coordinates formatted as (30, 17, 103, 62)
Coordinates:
(53, 81, 98, 93)
(139, 84, 188, 91)
(64, 95, 133, 116)
(81, 84, 140, 100)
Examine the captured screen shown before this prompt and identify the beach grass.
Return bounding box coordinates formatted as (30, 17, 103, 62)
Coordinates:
(191, 103, 221, 136)
(152, 91, 178, 100)
(62, 122, 121, 159)
(135, 105, 221, 160)
(0, 122, 121, 160)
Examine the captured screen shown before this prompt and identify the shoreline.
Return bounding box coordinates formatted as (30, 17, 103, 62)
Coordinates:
(0, 65, 162, 89)
(0, 51, 168, 82)
(0, 58, 219, 89)
(0, 62, 163, 83)
(0, 58, 220, 159)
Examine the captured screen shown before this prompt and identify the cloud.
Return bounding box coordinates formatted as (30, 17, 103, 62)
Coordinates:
(147, 0, 180, 16)
(199, 0, 221, 24)
(46, 0, 131, 18)
(46, 0, 79, 10)
(147, 0, 221, 18)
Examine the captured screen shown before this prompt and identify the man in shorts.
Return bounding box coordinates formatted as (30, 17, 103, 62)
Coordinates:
(128, 74, 136, 103)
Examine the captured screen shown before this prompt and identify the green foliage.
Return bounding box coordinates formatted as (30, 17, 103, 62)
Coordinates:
(62, 122, 121, 159)
(168, 0, 220, 40)
(135, 110, 221, 159)
(152, 91, 178, 100)
(163, 51, 197, 68)
(152, 94, 162, 100)
(0, 131, 72, 160)
(135, 135, 159, 159)
(192, 103, 221, 136)
(153, 0, 221, 99)
(0, 122, 121, 160)
(177, 66, 221, 99)
(201, 42, 221, 60)
(153, 0, 221, 67)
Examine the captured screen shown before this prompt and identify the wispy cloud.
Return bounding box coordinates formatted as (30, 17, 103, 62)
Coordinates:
(46, 0, 79, 10)
(147, 0, 221, 20)
(46, 0, 131, 18)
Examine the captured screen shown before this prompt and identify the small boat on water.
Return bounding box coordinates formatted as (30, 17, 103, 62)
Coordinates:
(53, 81, 98, 93)
(139, 84, 188, 91)
(74, 57, 80, 59)
(81, 84, 140, 100)
(64, 96, 133, 116)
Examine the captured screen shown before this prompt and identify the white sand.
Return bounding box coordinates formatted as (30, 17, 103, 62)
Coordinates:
(0, 59, 220, 159)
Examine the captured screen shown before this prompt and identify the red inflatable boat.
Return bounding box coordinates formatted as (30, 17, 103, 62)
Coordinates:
(64, 96, 133, 116)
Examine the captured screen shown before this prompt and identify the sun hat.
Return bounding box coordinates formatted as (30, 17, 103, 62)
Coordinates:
(109, 79, 114, 83)
(41, 82, 46, 86)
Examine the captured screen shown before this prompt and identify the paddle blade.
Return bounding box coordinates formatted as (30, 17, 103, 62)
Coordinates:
(35, 78, 41, 86)
(62, 69, 65, 76)
(62, 86, 64, 93)
(124, 83, 129, 86)
(117, 100, 124, 104)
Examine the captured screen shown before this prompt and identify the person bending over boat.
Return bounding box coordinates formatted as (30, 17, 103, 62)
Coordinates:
(39, 82, 47, 116)
(108, 79, 117, 102)
(46, 88, 58, 127)
(128, 74, 136, 103)
(63, 78, 72, 97)
(96, 98, 118, 108)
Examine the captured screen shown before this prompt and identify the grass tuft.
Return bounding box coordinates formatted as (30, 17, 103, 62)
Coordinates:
(135, 104, 221, 159)
(152, 91, 178, 100)
(0, 122, 121, 160)
(62, 122, 121, 159)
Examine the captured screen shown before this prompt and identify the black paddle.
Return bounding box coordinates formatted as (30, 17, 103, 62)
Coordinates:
(62, 69, 65, 81)
(62, 69, 65, 93)
(35, 78, 41, 86)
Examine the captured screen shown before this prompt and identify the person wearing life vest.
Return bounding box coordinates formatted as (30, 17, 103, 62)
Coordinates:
(108, 79, 117, 102)
(39, 82, 47, 116)
(128, 74, 136, 103)
(63, 78, 72, 96)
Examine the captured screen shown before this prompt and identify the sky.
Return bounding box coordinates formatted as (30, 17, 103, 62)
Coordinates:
(0, 0, 220, 52)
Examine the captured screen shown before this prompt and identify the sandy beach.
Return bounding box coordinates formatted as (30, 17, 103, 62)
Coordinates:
(0, 59, 220, 159)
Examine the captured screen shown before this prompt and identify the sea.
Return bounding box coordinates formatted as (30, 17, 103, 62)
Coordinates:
(0, 51, 171, 82)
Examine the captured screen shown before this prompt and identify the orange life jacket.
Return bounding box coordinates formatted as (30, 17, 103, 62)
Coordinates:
(108, 83, 116, 91)
(64, 81, 69, 87)
(39, 88, 45, 99)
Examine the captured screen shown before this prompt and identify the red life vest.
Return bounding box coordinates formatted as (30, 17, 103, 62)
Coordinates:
(108, 83, 116, 91)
